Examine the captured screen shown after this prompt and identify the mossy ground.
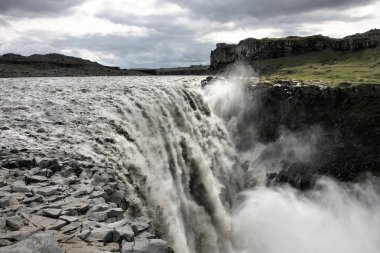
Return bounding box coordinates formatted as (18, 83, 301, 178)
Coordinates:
(256, 46, 380, 85)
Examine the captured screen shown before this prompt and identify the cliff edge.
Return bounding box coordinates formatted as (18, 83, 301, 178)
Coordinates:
(210, 29, 380, 71)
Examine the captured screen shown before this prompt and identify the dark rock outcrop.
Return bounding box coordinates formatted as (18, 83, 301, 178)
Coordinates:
(210, 29, 380, 71)
(204, 80, 380, 188)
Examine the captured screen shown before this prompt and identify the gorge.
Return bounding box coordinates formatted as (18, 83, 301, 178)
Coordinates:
(0, 73, 379, 253)
(0, 29, 379, 253)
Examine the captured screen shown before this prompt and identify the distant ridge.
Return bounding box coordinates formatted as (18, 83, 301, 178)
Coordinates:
(0, 53, 146, 77)
(0, 53, 210, 78)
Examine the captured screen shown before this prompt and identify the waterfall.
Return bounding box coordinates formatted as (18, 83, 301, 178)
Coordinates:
(2, 76, 379, 253)
(100, 77, 243, 253)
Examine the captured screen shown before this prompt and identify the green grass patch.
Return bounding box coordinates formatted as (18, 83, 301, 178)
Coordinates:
(256, 46, 380, 85)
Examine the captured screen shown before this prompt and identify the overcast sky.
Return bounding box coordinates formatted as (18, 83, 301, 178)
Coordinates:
(0, 0, 379, 68)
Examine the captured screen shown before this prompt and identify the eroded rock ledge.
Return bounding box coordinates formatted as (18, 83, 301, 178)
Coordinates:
(203, 78, 380, 189)
(210, 29, 380, 71)
(0, 148, 173, 253)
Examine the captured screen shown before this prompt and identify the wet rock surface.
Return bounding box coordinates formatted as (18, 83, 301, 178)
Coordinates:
(0, 76, 214, 253)
(204, 80, 380, 189)
(0, 154, 172, 252)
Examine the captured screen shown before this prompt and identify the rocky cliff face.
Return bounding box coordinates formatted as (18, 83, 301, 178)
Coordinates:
(203, 79, 380, 189)
(210, 29, 380, 71)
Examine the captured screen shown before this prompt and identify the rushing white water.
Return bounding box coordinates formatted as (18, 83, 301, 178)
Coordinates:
(202, 73, 380, 253)
(1, 76, 379, 253)
(231, 178, 380, 253)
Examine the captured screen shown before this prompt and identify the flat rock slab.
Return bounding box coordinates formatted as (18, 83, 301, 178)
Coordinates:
(35, 186, 59, 197)
(60, 244, 109, 253)
(42, 208, 62, 218)
(59, 215, 79, 223)
(25, 175, 49, 183)
(0, 231, 62, 253)
(78, 227, 114, 243)
(0, 228, 42, 242)
(121, 238, 173, 253)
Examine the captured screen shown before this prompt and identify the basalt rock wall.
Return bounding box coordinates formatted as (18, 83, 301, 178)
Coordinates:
(210, 29, 380, 71)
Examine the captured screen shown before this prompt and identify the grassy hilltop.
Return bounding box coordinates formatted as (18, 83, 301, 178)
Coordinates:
(211, 29, 380, 85)
(257, 46, 380, 85)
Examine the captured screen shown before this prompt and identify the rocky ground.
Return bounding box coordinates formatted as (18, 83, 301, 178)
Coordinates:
(0, 148, 173, 253)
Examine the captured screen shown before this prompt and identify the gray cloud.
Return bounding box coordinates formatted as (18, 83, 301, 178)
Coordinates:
(0, 0, 378, 68)
(167, 0, 376, 21)
(0, 18, 9, 26)
(0, 0, 86, 17)
(50, 33, 212, 68)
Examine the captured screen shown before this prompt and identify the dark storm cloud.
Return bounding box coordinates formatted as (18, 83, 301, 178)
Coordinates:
(166, 0, 376, 21)
(0, 0, 86, 17)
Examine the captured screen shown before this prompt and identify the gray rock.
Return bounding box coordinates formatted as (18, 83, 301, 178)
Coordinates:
(72, 186, 94, 198)
(28, 214, 59, 228)
(11, 182, 31, 193)
(0, 180, 7, 188)
(60, 244, 108, 253)
(78, 227, 114, 243)
(29, 167, 40, 175)
(46, 219, 67, 230)
(0, 228, 43, 242)
(62, 202, 90, 216)
(42, 208, 62, 218)
(0, 231, 61, 253)
(0, 169, 10, 180)
(121, 238, 172, 253)
(131, 221, 151, 234)
(23, 195, 44, 204)
(87, 203, 110, 215)
(25, 175, 48, 183)
(91, 172, 109, 186)
(89, 211, 108, 222)
(107, 208, 124, 218)
(61, 166, 75, 177)
(63, 175, 77, 185)
(5, 216, 24, 230)
(59, 215, 79, 223)
(38, 159, 61, 172)
(60, 221, 82, 234)
(35, 186, 59, 197)
(107, 218, 129, 229)
(82, 220, 101, 231)
(136, 231, 157, 240)
(0, 195, 18, 208)
(114, 225, 134, 242)
(0, 239, 12, 247)
(89, 190, 107, 199)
